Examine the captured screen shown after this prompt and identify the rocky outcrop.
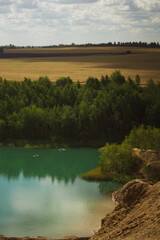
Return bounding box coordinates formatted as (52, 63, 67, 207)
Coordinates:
(112, 179, 151, 206)
(132, 148, 160, 163)
(132, 148, 160, 181)
(90, 179, 160, 240)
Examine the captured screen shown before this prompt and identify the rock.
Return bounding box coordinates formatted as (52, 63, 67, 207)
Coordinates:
(132, 148, 160, 163)
(133, 148, 160, 181)
(141, 161, 160, 180)
(112, 179, 151, 206)
(90, 180, 160, 240)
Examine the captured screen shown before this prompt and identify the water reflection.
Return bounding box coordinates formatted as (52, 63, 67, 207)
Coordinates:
(0, 147, 99, 183)
(0, 147, 122, 238)
(98, 181, 122, 194)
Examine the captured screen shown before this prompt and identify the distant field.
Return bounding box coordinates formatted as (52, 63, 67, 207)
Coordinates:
(0, 46, 159, 83)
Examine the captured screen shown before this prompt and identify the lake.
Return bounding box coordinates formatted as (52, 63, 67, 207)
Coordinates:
(0, 147, 122, 238)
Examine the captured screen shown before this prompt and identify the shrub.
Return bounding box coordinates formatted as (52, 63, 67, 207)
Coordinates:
(99, 125, 160, 179)
(124, 125, 160, 151)
(100, 143, 139, 175)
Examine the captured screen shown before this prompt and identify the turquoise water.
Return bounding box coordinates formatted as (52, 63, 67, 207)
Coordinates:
(0, 147, 122, 238)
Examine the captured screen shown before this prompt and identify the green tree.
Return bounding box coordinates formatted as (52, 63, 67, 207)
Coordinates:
(135, 74, 141, 86)
(61, 105, 77, 139)
(110, 70, 126, 85)
(55, 77, 73, 88)
(124, 125, 160, 151)
(0, 119, 6, 139)
(7, 112, 22, 138)
(79, 101, 91, 140)
(86, 77, 100, 90)
(100, 75, 110, 87)
(21, 106, 47, 139)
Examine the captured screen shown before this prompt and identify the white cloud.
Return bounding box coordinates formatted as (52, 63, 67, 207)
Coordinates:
(152, 17, 160, 23)
(130, 27, 142, 33)
(0, 0, 159, 45)
(17, 0, 38, 9)
(0, 0, 13, 6)
(133, 0, 160, 11)
(54, 0, 99, 4)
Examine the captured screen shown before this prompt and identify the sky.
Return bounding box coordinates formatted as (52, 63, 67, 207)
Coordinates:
(0, 0, 160, 46)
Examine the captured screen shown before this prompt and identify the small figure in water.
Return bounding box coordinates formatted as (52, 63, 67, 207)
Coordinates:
(33, 154, 39, 158)
(58, 148, 66, 152)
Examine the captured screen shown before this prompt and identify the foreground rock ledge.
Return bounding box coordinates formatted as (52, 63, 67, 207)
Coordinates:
(91, 179, 160, 240)
(1, 180, 160, 240)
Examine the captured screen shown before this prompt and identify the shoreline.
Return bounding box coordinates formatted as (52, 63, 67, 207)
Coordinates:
(0, 139, 106, 149)
(0, 236, 89, 240)
(81, 167, 135, 184)
(1, 180, 160, 240)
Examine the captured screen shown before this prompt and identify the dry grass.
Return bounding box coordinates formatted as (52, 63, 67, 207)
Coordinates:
(0, 47, 160, 83)
(81, 167, 113, 181)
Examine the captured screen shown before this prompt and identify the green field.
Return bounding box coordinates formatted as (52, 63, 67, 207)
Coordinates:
(0, 46, 160, 83)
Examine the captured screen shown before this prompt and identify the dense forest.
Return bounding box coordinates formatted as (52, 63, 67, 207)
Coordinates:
(0, 71, 160, 146)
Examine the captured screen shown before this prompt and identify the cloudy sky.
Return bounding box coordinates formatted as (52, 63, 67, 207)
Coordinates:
(0, 0, 160, 46)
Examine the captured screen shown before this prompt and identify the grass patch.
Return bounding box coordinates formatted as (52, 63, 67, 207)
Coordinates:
(81, 167, 138, 183)
(81, 167, 113, 181)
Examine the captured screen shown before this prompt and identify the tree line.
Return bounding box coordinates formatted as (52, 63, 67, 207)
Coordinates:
(1, 41, 160, 49)
(0, 71, 160, 145)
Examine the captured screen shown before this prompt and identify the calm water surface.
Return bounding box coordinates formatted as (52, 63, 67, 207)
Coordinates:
(0, 147, 122, 238)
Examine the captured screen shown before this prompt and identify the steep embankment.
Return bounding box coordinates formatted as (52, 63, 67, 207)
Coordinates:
(90, 179, 160, 240)
(132, 148, 160, 181)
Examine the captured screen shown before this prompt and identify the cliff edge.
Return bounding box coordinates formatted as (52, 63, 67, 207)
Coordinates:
(90, 179, 160, 240)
